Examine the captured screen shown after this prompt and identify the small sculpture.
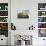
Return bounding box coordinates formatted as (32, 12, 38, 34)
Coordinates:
(29, 25, 35, 30)
(11, 23, 16, 30)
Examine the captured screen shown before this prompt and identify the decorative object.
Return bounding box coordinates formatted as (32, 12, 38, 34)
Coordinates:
(0, 23, 8, 37)
(39, 29, 46, 37)
(5, 6, 8, 10)
(0, 3, 8, 10)
(0, 11, 8, 16)
(11, 23, 16, 30)
(38, 23, 46, 28)
(0, 17, 8, 22)
(0, 23, 8, 30)
(42, 12, 45, 15)
(29, 25, 35, 30)
(38, 17, 46, 22)
(38, 11, 46, 16)
(38, 3, 46, 10)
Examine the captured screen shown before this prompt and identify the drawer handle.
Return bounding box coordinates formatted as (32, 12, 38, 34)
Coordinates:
(1, 39, 3, 40)
(43, 39, 45, 40)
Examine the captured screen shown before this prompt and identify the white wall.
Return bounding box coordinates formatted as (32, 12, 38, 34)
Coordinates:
(11, 0, 46, 46)
(11, 0, 46, 30)
(11, 0, 38, 30)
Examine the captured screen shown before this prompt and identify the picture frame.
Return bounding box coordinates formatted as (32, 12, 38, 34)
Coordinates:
(17, 9, 29, 19)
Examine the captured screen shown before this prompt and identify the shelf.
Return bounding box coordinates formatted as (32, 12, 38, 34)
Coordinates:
(38, 10, 46, 11)
(0, 22, 8, 23)
(38, 22, 46, 23)
(38, 16, 46, 17)
(0, 3, 8, 37)
(0, 10, 8, 11)
(38, 3, 46, 37)
(38, 28, 46, 29)
(0, 16, 8, 17)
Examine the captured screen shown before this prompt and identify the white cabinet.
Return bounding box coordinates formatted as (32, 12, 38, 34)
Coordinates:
(0, 0, 8, 45)
(38, 3, 46, 37)
(38, 37, 46, 46)
(38, 3, 46, 46)
(0, 0, 11, 45)
(0, 35, 8, 45)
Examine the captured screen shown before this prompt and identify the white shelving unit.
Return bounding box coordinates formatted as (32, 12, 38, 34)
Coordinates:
(38, 10, 46, 11)
(0, 3, 8, 22)
(0, 3, 9, 45)
(0, 3, 8, 35)
(38, 16, 46, 17)
(0, 10, 8, 11)
(38, 3, 46, 37)
(38, 22, 46, 23)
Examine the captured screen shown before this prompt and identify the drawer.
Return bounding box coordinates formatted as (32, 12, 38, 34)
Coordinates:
(0, 37, 8, 45)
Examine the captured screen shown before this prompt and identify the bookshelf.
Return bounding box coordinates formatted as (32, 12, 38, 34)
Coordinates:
(0, 3, 8, 37)
(38, 3, 46, 37)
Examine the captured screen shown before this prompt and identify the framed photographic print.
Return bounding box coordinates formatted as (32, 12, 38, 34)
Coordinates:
(17, 9, 29, 19)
